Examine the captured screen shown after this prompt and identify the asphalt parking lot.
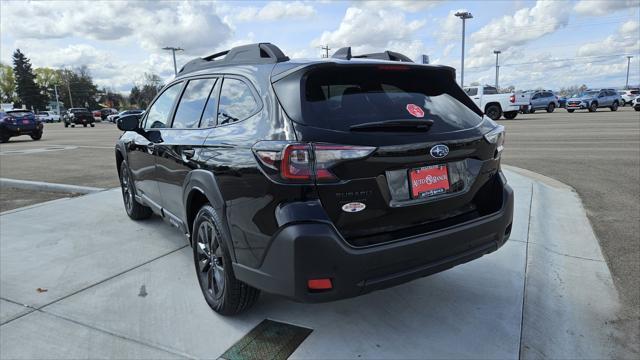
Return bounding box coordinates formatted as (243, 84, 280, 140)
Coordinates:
(500, 106, 640, 349)
(0, 107, 638, 356)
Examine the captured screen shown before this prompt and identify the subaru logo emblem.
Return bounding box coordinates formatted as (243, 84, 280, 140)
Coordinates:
(430, 144, 449, 158)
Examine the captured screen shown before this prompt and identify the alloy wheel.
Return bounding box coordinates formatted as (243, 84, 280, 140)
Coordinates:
(120, 167, 133, 214)
(195, 220, 225, 300)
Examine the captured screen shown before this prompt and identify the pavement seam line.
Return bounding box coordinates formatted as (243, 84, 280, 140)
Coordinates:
(518, 183, 534, 360)
(37, 308, 196, 359)
(35, 244, 189, 311)
(0, 297, 38, 325)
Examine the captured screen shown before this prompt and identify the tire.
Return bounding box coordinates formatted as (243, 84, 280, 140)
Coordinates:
(30, 131, 42, 140)
(83, 123, 87, 127)
(90, 123, 95, 127)
(529, 108, 535, 114)
(546, 103, 555, 113)
(635, 107, 640, 111)
(118, 161, 152, 220)
(0, 133, 9, 143)
(193, 204, 260, 315)
(567, 109, 575, 113)
(64, 122, 69, 128)
(503, 111, 518, 119)
(71, 124, 75, 127)
(610, 102, 618, 111)
(485, 104, 502, 120)
(588, 102, 597, 112)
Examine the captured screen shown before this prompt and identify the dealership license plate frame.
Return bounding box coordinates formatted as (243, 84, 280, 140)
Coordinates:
(409, 164, 451, 199)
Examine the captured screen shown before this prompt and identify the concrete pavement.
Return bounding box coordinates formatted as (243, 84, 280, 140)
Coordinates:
(0, 168, 626, 359)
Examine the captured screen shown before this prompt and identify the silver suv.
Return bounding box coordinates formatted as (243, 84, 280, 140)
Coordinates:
(527, 90, 559, 113)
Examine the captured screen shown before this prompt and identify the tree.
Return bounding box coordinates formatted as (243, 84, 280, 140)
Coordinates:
(12, 49, 46, 110)
(129, 85, 142, 108)
(129, 73, 163, 108)
(57, 66, 99, 109)
(0, 63, 16, 103)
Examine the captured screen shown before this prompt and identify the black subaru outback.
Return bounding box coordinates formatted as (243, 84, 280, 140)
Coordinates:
(115, 43, 513, 315)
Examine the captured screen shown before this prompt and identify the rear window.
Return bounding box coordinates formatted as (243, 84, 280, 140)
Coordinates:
(281, 66, 483, 133)
(7, 111, 32, 117)
(630, 90, 639, 94)
(71, 108, 88, 113)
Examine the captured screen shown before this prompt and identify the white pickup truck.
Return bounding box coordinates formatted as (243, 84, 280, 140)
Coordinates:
(464, 86, 529, 120)
(35, 111, 61, 123)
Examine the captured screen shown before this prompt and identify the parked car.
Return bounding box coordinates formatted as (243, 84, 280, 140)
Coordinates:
(565, 89, 621, 112)
(35, 110, 60, 123)
(464, 85, 528, 120)
(557, 96, 567, 108)
(526, 90, 559, 113)
(618, 89, 639, 106)
(108, 109, 144, 123)
(0, 110, 43, 143)
(633, 96, 640, 111)
(115, 43, 513, 315)
(100, 108, 118, 120)
(92, 110, 103, 122)
(63, 108, 95, 127)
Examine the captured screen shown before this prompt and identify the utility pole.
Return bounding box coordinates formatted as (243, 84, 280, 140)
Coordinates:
(494, 50, 501, 89)
(162, 46, 184, 75)
(625, 56, 633, 89)
(66, 81, 73, 108)
(53, 84, 60, 115)
(454, 11, 473, 87)
(320, 45, 331, 58)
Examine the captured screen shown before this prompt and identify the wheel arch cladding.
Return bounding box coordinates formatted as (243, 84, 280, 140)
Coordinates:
(115, 149, 125, 175)
(183, 170, 237, 261)
(485, 102, 501, 111)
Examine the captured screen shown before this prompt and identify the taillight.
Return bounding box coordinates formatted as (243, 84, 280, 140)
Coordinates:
(509, 95, 515, 103)
(2, 116, 15, 124)
(253, 141, 376, 184)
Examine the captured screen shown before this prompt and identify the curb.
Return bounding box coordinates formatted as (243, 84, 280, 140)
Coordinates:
(0, 178, 106, 194)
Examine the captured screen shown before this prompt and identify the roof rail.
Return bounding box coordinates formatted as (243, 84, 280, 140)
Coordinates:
(179, 43, 289, 75)
(331, 47, 414, 63)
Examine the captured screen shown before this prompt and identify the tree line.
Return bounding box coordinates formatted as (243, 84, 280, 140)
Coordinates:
(0, 49, 163, 112)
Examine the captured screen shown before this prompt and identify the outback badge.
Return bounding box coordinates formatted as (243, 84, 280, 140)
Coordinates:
(430, 144, 449, 159)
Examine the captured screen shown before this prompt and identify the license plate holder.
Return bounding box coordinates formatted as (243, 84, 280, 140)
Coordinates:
(409, 164, 450, 199)
(22, 119, 30, 124)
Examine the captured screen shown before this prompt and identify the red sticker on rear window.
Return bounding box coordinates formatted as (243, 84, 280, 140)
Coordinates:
(406, 104, 425, 118)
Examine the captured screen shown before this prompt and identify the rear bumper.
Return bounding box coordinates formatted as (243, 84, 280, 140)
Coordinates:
(234, 179, 514, 303)
(68, 117, 95, 124)
(0, 123, 42, 135)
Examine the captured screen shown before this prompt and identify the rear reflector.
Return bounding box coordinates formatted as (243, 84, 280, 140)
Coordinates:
(307, 278, 332, 290)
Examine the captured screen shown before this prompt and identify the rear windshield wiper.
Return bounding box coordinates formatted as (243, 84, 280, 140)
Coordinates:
(349, 119, 434, 132)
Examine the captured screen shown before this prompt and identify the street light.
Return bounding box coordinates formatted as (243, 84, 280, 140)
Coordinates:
(454, 11, 473, 87)
(494, 50, 501, 89)
(625, 56, 633, 89)
(162, 46, 184, 75)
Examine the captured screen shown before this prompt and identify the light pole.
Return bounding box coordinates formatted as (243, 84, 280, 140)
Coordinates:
(454, 11, 473, 87)
(494, 50, 501, 89)
(52, 84, 60, 115)
(162, 46, 184, 75)
(625, 56, 633, 89)
(320, 45, 331, 58)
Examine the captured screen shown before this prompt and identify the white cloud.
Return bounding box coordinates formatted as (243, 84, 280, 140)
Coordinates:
(360, 0, 443, 11)
(229, 1, 315, 22)
(574, 0, 639, 16)
(0, 1, 232, 55)
(577, 20, 640, 57)
(466, 0, 570, 69)
(311, 6, 425, 50)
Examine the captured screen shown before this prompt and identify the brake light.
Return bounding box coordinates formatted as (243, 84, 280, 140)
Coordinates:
(253, 142, 376, 183)
(2, 116, 15, 124)
(281, 144, 313, 180)
(307, 278, 332, 291)
(509, 95, 515, 103)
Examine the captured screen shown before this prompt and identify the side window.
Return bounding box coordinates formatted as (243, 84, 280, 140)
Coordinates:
(483, 87, 498, 95)
(465, 88, 477, 96)
(172, 78, 217, 129)
(217, 78, 259, 125)
(144, 83, 182, 129)
(200, 80, 221, 128)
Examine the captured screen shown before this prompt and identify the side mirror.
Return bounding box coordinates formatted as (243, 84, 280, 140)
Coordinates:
(117, 114, 141, 131)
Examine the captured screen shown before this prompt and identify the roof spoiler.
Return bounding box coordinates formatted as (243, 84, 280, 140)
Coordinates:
(179, 43, 289, 75)
(331, 47, 413, 62)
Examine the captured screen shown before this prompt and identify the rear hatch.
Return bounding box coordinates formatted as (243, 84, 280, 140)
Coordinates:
(7, 111, 36, 128)
(272, 63, 504, 246)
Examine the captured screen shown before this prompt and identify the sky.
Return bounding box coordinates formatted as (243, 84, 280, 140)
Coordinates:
(1, 0, 639, 94)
